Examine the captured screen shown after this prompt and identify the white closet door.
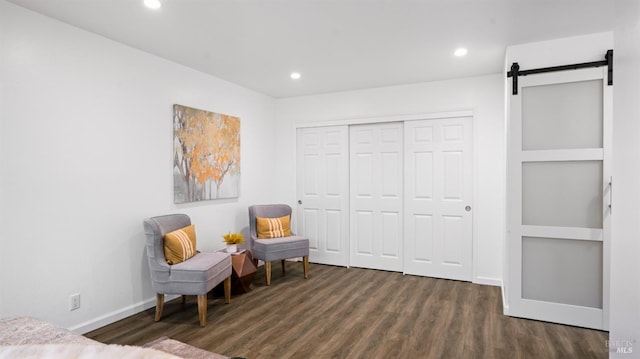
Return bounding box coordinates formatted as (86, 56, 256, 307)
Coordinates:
(350, 123, 403, 271)
(507, 67, 611, 330)
(296, 126, 349, 266)
(404, 117, 473, 281)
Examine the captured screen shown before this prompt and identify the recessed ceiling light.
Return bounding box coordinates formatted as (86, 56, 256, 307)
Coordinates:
(454, 47, 468, 57)
(144, 0, 162, 10)
(290, 72, 301, 80)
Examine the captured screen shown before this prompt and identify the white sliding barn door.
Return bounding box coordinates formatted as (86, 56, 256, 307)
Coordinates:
(404, 117, 473, 281)
(507, 67, 611, 330)
(350, 123, 403, 271)
(296, 126, 349, 266)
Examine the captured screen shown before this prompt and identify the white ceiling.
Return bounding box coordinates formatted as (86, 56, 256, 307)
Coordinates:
(8, 0, 617, 98)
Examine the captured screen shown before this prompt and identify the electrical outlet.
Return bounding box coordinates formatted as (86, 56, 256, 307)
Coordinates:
(70, 293, 80, 311)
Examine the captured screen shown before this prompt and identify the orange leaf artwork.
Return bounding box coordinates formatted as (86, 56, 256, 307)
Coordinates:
(173, 104, 240, 203)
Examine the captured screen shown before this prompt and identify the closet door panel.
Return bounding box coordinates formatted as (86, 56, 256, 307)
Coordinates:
(297, 126, 349, 266)
(404, 117, 473, 281)
(350, 123, 403, 271)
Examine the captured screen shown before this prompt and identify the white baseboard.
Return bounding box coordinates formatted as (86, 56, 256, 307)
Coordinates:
(69, 294, 179, 335)
(501, 283, 509, 315)
(473, 276, 502, 287)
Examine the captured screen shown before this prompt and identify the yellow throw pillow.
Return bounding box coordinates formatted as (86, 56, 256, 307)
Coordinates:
(163, 224, 197, 265)
(256, 215, 292, 239)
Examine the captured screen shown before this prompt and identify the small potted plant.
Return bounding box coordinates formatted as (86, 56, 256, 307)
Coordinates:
(222, 232, 244, 253)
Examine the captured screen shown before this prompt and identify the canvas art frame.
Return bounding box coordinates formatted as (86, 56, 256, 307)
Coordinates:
(173, 104, 240, 203)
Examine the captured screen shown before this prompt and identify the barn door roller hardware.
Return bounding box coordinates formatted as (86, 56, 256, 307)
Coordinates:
(507, 49, 613, 95)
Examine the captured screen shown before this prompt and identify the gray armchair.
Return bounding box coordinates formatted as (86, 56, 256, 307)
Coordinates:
(143, 214, 232, 327)
(248, 204, 309, 285)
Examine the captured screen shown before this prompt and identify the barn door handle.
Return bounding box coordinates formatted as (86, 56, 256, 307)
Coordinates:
(609, 177, 612, 213)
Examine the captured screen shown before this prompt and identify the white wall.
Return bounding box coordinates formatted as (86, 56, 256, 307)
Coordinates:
(275, 74, 505, 285)
(610, 1, 640, 356)
(0, 0, 278, 333)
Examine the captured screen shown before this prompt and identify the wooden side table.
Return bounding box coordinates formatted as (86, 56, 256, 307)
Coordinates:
(226, 250, 256, 294)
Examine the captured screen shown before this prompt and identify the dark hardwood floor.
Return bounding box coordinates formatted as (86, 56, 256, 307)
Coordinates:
(86, 263, 608, 358)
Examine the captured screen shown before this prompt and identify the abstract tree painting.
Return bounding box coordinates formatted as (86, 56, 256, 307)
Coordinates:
(173, 104, 240, 203)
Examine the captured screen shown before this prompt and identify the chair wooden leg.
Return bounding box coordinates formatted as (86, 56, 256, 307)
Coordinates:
(265, 261, 272, 286)
(281, 259, 286, 274)
(224, 276, 231, 304)
(197, 294, 207, 327)
(303, 256, 309, 279)
(155, 294, 164, 322)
